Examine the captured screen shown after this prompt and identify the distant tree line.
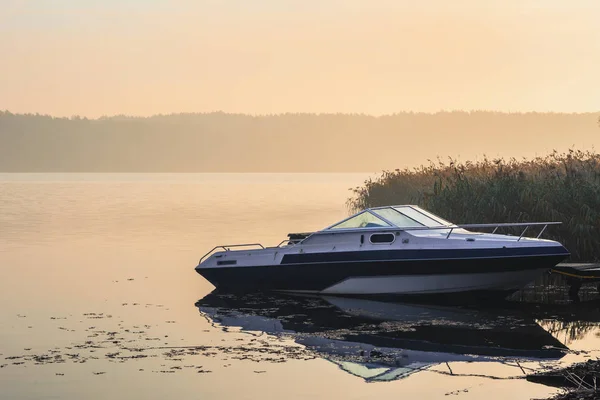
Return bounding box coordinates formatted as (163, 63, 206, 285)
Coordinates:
(0, 110, 599, 172)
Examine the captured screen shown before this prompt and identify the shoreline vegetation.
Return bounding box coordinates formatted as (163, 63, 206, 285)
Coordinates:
(348, 149, 600, 263)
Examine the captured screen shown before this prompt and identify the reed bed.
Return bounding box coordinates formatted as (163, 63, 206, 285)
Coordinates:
(348, 150, 600, 262)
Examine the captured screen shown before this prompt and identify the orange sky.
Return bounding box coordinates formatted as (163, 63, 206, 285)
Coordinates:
(1, 0, 599, 117)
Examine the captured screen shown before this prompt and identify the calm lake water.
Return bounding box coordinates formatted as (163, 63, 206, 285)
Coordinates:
(1, 173, 599, 400)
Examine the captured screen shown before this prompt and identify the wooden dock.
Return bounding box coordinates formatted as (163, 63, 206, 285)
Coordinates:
(552, 263, 600, 280)
(551, 263, 600, 300)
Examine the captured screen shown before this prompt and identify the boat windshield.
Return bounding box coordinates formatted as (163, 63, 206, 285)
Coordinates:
(406, 206, 452, 226)
(328, 211, 392, 230)
(326, 206, 452, 230)
(392, 206, 448, 227)
(371, 208, 423, 228)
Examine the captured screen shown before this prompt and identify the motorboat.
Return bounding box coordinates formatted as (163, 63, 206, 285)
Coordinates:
(195, 205, 570, 299)
(195, 292, 567, 382)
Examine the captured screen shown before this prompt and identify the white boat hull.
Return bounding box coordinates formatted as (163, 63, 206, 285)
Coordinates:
(321, 268, 546, 295)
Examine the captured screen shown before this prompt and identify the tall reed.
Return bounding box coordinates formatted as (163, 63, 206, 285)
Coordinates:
(348, 150, 600, 262)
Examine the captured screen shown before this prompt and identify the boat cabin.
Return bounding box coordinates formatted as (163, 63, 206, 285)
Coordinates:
(288, 205, 453, 240)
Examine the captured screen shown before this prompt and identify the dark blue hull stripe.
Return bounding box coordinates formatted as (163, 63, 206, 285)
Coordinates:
(280, 246, 569, 265)
(197, 250, 568, 292)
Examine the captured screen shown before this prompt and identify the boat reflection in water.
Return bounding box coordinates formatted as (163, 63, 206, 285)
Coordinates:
(195, 292, 568, 382)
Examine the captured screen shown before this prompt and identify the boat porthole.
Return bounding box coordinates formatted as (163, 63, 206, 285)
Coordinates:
(466, 238, 475, 242)
(370, 233, 395, 244)
(360, 235, 364, 244)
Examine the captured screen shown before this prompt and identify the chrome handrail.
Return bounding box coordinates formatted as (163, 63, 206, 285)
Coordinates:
(448, 222, 562, 240)
(199, 243, 265, 264)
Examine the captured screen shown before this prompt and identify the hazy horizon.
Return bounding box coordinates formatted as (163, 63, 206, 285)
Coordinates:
(2, 1, 600, 117)
(2, 111, 599, 172)
(4, 109, 600, 119)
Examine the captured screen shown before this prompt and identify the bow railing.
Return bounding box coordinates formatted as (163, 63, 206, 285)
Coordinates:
(199, 243, 265, 264)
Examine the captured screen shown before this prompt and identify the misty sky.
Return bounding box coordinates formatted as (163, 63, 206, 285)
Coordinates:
(1, 0, 599, 117)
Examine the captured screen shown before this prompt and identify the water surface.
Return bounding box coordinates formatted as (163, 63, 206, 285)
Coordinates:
(1, 173, 599, 400)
